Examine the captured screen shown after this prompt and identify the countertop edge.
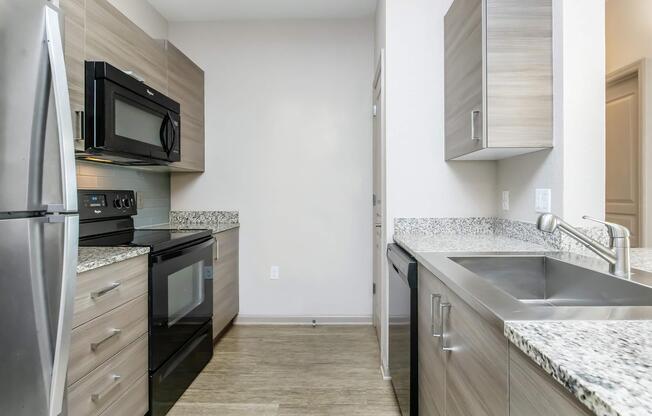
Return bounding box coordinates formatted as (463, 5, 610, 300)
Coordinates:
(77, 246, 150, 274)
(504, 322, 619, 416)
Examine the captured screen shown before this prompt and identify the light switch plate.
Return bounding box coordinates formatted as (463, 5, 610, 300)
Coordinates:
(535, 188, 552, 213)
(136, 192, 144, 209)
(270, 266, 280, 280)
(502, 191, 510, 211)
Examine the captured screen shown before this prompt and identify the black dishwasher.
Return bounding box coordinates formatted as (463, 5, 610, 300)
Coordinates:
(387, 244, 418, 415)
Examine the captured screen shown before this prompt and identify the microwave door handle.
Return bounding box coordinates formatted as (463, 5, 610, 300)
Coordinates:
(45, 5, 78, 213)
(168, 113, 177, 156)
(159, 113, 170, 154)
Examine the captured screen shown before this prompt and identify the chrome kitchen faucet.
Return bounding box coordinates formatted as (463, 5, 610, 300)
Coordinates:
(537, 213, 631, 279)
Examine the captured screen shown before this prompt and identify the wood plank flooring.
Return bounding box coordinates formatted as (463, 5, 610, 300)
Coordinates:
(169, 325, 401, 416)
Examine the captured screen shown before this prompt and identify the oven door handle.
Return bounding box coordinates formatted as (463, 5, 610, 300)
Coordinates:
(151, 238, 214, 263)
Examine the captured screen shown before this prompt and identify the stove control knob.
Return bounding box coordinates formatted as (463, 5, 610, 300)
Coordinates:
(113, 198, 123, 208)
(122, 198, 131, 208)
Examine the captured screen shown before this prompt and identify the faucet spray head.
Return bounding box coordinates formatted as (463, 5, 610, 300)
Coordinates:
(537, 213, 559, 233)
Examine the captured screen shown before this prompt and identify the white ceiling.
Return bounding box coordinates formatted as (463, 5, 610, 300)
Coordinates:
(148, 0, 378, 22)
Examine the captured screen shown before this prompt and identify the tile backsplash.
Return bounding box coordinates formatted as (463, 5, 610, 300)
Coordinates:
(76, 161, 170, 227)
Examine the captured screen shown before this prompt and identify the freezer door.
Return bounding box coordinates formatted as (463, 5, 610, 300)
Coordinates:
(0, 214, 79, 416)
(0, 0, 77, 214)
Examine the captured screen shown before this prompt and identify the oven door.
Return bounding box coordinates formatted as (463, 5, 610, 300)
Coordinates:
(87, 78, 180, 163)
(150, 237, 213, 371)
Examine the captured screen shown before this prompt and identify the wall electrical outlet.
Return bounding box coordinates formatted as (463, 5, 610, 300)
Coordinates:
(502, 191, 510, 211)
(270, 266, 280, 280)
(535, 188, 552, 213)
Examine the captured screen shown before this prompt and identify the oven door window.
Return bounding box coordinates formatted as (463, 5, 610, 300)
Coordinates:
(167, 260, 205, 327)
(114, 96, 165, 147)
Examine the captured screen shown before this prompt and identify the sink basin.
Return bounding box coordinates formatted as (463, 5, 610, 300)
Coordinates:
(449, 256, 652, 307)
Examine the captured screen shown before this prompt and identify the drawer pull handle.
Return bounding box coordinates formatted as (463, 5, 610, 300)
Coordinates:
(91, 374, 122, 403)
(90, 329, 122, 351)
(430, 294, 442, 337)
(91, 282, 121, 299)
(471, 109, 481, 141)
(440, 303, 453, 352)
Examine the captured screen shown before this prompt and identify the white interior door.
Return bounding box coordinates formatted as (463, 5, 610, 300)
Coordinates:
(372, 52, 385, 342)
(606, 73, 641, 247)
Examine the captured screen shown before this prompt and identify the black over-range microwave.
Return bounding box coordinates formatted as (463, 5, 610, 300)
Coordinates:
(81, 61, 181, 165)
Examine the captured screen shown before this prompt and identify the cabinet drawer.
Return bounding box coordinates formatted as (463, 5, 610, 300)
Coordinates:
(73, 256, 148, 328)
(68, 335, 148, 416)
(68, 295, 148, 385)
(99, 374, 148, 416)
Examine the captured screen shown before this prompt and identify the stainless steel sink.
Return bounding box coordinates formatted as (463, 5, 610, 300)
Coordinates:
(450, 256, 652, 307)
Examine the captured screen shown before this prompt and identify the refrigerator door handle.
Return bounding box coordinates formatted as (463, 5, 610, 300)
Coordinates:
(47, 215, 79, 416)
(45, 5, 78, 213)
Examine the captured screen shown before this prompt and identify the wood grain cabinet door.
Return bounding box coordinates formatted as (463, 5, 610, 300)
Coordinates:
(509, 345, 591, 416)
(84, 0, 167, 93)
(417, 266, 447, 416)
(212, 228, 240, 338)
(164, 40, 206, 172)
(444, 0, 484, 160)
(444, 288, 508, 416)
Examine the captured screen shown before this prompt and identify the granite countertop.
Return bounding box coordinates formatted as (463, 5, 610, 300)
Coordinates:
(631, 248, 652, 273)
(505, 321, 652, 416)
(77, 246, 150, 273)
(166, 222, 240, 234)
(394, 225, 652, 416)
(394, 232, 548, 254)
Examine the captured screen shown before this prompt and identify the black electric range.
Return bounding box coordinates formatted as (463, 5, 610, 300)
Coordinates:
(78, 190, 214, 416)
(79, 227, 212, 253)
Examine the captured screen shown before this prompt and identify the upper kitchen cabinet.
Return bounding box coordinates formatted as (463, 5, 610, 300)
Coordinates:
(445, 0, 553, 160)
(163, 41, 206, 172)
(85, 0, 167, 93)
(58, 0, 206, 172)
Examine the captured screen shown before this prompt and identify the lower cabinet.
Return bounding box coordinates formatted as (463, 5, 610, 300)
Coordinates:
(509, 345, 592, 416)
(418, 265, 447, 416)
(418, 265, 592, 416)
(68, 256, 149, 416)
(418, 265, 508, 416)
(445, 286, 508, 416)
(212, 228, 240, 340)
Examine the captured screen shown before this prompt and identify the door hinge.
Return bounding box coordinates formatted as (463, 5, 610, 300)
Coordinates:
(373, 283, 376, 295)
(373, 104, 377, 118)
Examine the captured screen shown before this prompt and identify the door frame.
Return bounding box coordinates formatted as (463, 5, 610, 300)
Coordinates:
(606, 59, 650, 246)
(372, 49, 389, 377)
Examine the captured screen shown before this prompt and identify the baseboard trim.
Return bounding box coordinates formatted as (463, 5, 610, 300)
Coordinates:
(380, 364, 391, 381)
(234, 315, 373, 326)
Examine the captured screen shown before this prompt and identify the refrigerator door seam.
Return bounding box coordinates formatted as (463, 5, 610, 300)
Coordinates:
(45, 3, 77, 214)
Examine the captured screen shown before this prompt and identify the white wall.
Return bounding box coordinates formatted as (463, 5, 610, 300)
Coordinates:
(384, 0, 497, 238)
(561, 0, 606, 225)
(374, 0, 498, 374)
(496, 0, 605, 225)
(106, 0, 169, 39)
(606, 0, 652, 74)
(606, 1, 652, 246)
(169, 19, 375, 321)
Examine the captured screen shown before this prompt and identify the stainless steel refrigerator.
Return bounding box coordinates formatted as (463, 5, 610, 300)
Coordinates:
(0, 0, 78, 415)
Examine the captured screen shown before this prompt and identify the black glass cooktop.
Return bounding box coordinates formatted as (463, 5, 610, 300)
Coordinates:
(79, 228, 212, 253)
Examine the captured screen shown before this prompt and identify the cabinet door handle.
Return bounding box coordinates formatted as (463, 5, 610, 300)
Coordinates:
(471, 110, 481, 141)
(90, 282, 121, 299)
(440, 303, 453, 352)
(90, 328, 122, 352)
(91, 374, 122, 403)
(430, 294, 442, 337)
